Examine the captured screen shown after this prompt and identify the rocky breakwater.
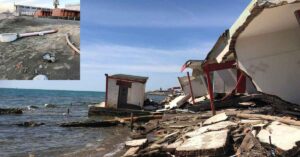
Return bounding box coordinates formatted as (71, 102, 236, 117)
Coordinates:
(0, 108, 23, 115)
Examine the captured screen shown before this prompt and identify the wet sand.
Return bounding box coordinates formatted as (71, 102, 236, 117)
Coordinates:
(0, 16, 80, 80)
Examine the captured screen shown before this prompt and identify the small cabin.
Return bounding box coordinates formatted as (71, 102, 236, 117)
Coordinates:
(105, 74, 148, 110)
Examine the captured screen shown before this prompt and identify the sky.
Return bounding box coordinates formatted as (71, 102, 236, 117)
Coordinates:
(0, 0, 250, 92)
(0, 0, 80, 12)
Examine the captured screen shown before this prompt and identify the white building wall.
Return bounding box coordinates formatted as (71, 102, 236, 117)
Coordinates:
(236, 4, 300, 104)
(107, 79, 146, 108)
(127, 82, 145, 107)
(213, 69, 257, 94)
(179, 75, 207, 97)
(213, 69, 236, 93)
(107, 79, 119, 108)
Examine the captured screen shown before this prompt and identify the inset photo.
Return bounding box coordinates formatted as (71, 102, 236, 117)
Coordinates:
(0, 0, 80, 80)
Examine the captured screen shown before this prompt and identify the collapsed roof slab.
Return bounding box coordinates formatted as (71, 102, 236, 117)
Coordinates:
(176, 129, 229, 156)
(257, 121, 300, 156)
(210, 0, 300, 107)
(235, 2, 300, 105)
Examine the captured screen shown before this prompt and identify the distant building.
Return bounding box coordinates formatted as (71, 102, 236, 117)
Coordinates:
(65, 4, 80, 11)
(52, 8, 80, 19)
(104, 74, 148, 110)
(14, 5, 51, 16)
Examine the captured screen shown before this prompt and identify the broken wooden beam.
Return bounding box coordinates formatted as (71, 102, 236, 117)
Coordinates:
(230, 113, 300, 126)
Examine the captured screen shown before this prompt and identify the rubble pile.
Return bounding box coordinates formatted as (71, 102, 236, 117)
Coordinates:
(122, 107, 300, 157)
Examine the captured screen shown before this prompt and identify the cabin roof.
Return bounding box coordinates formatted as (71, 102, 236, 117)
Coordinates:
(109, 74, 148, 84)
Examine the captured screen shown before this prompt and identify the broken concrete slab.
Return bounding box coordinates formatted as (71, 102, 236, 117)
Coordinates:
(166, 95, 190, 109)
(185, 121, 237, 138)
(257, 121, 300, 156)
(176, 129, 229, 156)
(240, 119, 265, 125)
(125, 139, 147, 147)
(203, 112, 228, 125)
(164, 140, 184, 153)
(122, 146, 140, 157)
(156, 131, 179, 144)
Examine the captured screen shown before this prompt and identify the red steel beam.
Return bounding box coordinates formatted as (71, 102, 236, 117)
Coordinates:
(236, 70, 246, 93)
(203, 60, 236, 72)
(202, 60, 236, 115)
(187, 72, 196, 105)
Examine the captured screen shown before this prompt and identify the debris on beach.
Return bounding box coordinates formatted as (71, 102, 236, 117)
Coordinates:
(0, 16, 80, 80)
(121, 108, 300, 157)
(0, 29, 58, 43)
(33, 74, 48, 80)
(65, 33, 80, 54)
(42, 52, 56, 63)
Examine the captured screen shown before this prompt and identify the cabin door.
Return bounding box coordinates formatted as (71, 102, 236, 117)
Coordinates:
(118, 86, 128, 108)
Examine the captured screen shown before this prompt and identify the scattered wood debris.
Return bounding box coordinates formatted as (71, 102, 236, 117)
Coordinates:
(121, 105, 300, 157)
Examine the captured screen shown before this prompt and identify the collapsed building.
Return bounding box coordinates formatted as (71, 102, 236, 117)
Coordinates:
(186, 0, 300, 115)
(215, 0, 300, 108)
(104, 74, 148, 110)
(14, 5, 51, 16)
(14, 4, 80, 20)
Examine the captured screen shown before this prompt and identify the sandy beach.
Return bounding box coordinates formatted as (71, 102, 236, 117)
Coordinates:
(0, 16, 80, 80)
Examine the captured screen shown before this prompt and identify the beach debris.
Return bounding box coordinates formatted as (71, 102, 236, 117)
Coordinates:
(165, 94, 190, 109)
(122, 147, 140, 157)
(236, 132, 270, 157)
(16, 121, 45, 127)
(15, 62, 23, 70)
(203, 112, 228, 125)
(65, 33, 80, 54)
(257, 121, 300, 156)
(0, 108, 23, 115)
(42, 52, 56, 63)
(231, 113, 300, 126)
(125, 139, 147, 147)
(176, 129, 230, 156)
(44, 104, 56, 108)
(33, 75, 48, 80)
(0, 30, 58, 42)
(185, 121, 237, 138)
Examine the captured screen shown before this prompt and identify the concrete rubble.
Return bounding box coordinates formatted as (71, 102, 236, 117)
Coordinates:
(121, 104, 300, 157)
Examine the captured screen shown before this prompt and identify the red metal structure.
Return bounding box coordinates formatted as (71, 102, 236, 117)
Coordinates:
(202, 60, 246, 115)
(187, 72, 196, 105)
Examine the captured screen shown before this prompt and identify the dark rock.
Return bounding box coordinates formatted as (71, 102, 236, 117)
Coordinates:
(17, 121, 45, 127)
(60, 120, 121, 127)
(0, 108, 23, 115)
